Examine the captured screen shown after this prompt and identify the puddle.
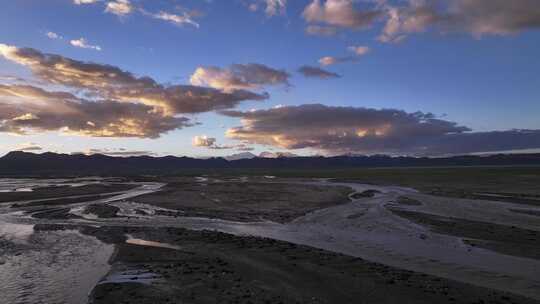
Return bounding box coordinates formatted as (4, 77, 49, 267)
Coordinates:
(126, 236, 182, 250)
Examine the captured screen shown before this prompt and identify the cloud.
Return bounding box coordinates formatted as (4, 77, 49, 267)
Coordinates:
(192, 135, 232, 149)
(303, 0, 382, 29)
(190, 63, 290, 92)
(15, 143, 43, 152)
(74, 0, 100, 4)
(77, 0, 203, 28)
(236, 144, 254, 151)
(305, 25, 338, 36)
(141, 9, 200, 28)
(319, 45, 370, 66)
(193, 135, 217, 147)
(86, 148, 156, 157)
(348, 45, 370, 56)
(70, 38, 102, 51)
(379, 0, 540, 42)
(46, 32, 62, 40)
(259, 151, 298, 158)
(221, 104, 540, 156)
(298, 65, 340, 79)
(264, 0, 287, 16)
(378, 1, 442, 43)
(318, 56, 355, 66)
(451, 0, 540, 36)
(193, 135, 252, 150)
(301, 0, 540, 42)
(0, 84, 192, 138)
(0, 44, 267, 116)
(246, 0, 287, 16)
(105, 0, 133, 16)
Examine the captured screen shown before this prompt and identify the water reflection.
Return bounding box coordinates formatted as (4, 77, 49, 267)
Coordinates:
(126, 236, 182, 250)
(0, 224, 114, 304)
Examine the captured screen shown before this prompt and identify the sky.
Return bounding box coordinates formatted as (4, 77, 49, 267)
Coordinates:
(0, 0, 539, 158)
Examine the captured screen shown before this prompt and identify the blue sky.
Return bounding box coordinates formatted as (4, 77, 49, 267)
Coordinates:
(0, 0, 539, 157)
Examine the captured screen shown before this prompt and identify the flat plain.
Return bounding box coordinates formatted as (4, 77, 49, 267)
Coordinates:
(1, 167, 539, 303)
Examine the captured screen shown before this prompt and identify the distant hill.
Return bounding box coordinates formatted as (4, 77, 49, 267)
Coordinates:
(1, 151, 540, 176)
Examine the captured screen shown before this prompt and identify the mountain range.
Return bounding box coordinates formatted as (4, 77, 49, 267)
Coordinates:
(1, 151, 540, 176)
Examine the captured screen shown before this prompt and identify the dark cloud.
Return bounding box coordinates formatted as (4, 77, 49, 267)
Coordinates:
(411, 129, 540, 156)
(380, 0, 540, 42)
(298, 66, 340, 79)
(0, 44, 267, 116)
(0, 84, 192, 138)
(221, 104, 540, 156)
(190, 63, 290, 92)
(301, 1, 540, 41)
(87, 148, 157, 157)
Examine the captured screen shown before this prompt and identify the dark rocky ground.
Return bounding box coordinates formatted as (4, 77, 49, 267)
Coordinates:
(34, 224, 539, 304)
(0, 183, 136, 203)
(3, 174, 539, 304)
(84, 204, 121, 218)
(132, 182, 352, 223)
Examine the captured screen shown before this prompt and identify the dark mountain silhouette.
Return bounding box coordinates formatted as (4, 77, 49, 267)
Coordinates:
(1, 151, 540, 176)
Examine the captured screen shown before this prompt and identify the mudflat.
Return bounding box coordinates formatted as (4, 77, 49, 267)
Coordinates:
(32, 224, 536, 304)
(0, 183, 136, 203)
(389, 208, 540, 260)
(132, 181, 352, 223)
(1, 173, 540, 304)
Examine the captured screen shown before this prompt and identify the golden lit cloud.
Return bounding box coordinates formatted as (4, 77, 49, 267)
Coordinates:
(190, 63, 290, 92)
(0, 44, 267, 116)
(0, 84, 192, 138)
(221, 104, 540, 156)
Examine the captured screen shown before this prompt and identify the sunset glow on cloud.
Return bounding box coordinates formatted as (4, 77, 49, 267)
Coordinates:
(0, 0, 539, 156)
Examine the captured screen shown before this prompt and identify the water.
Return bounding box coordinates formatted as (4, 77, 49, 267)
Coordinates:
(126, 236, 183, 250)
(0, 224, 114, 304)
(0, 178, 127, 304)
(0, 178, 105, 193)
